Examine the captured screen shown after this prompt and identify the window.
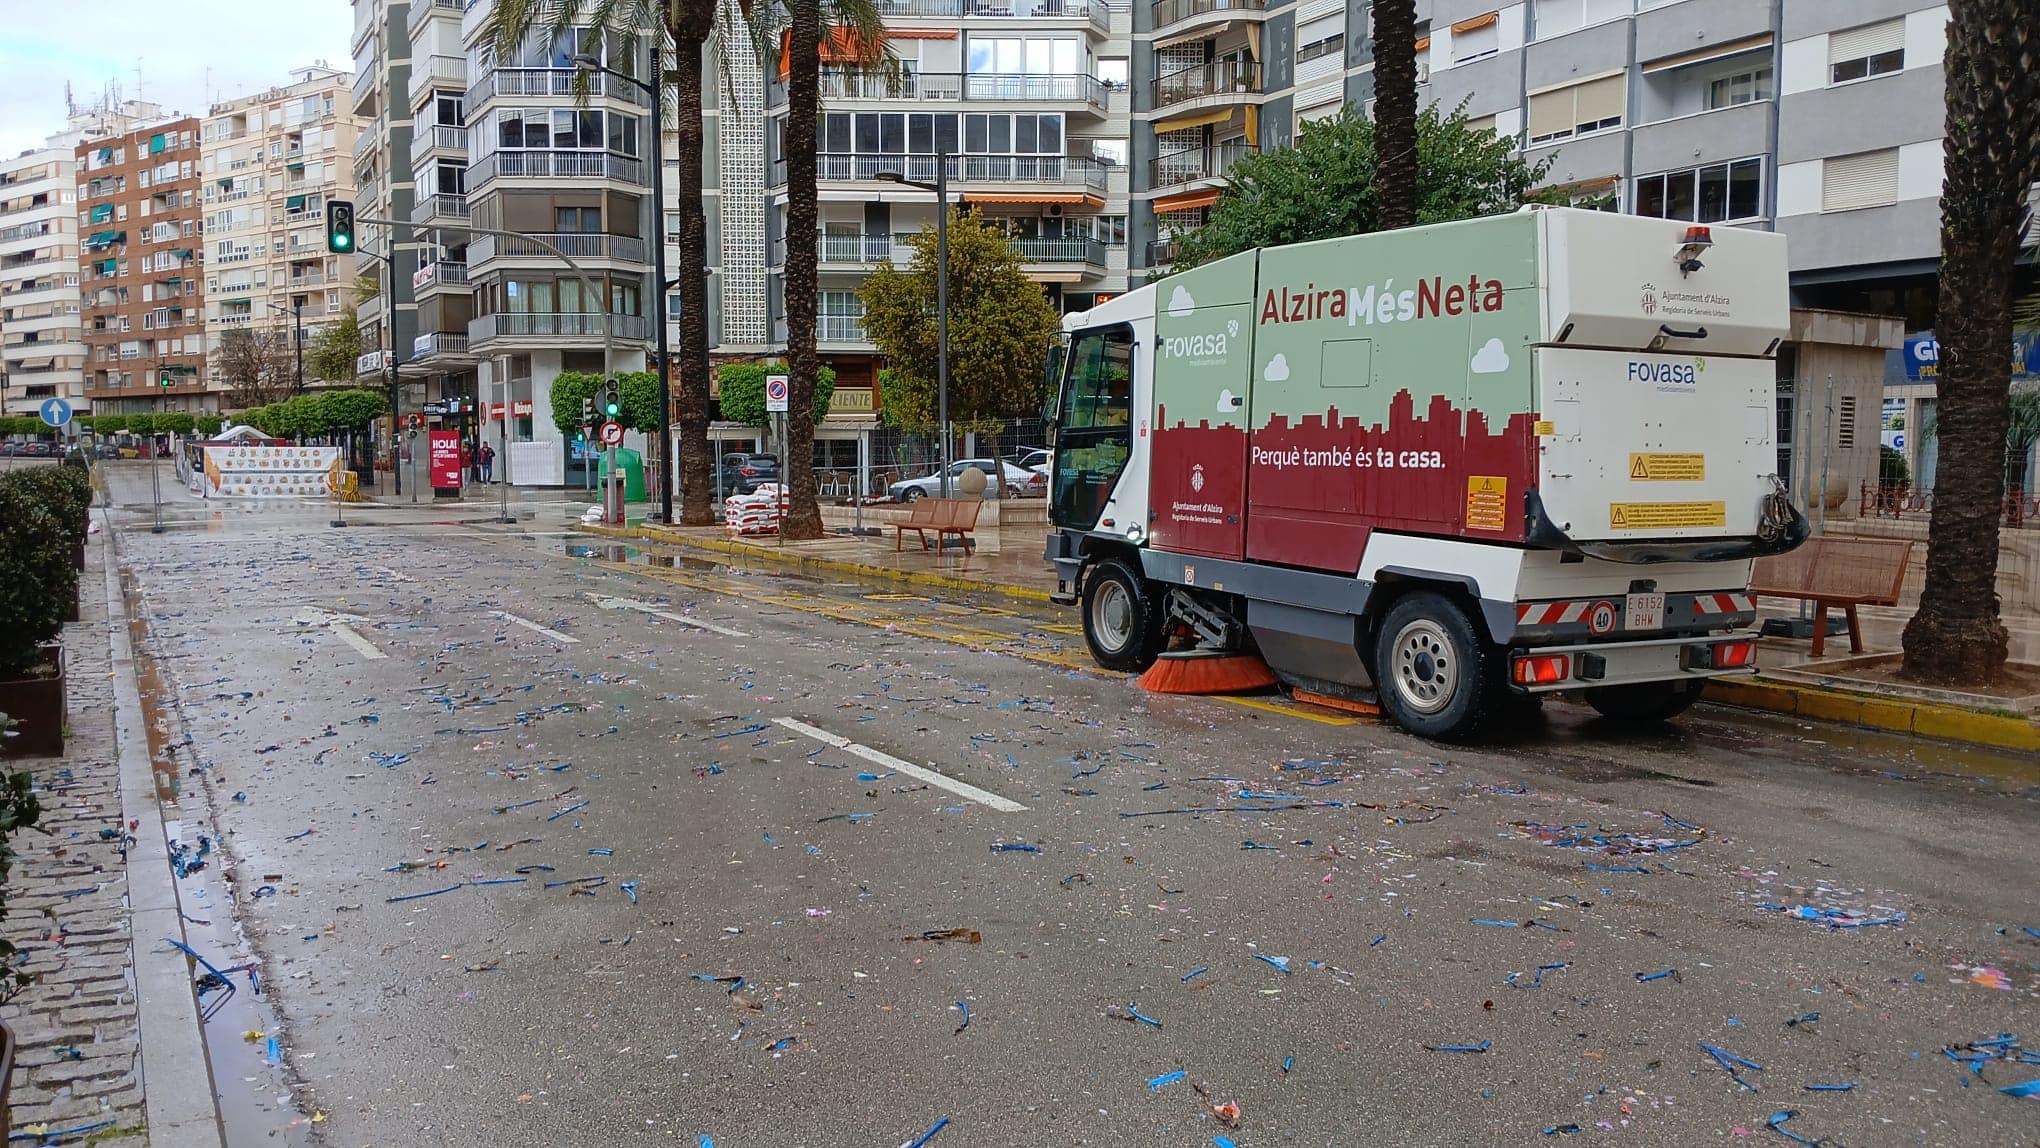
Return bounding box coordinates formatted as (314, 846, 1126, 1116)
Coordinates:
(1635, 157, 1763, 223)
(1097, 57, 1128, 88)
(556, 206, 600, 233)
(1051, 324, 1134, 530)
(1829, 18, 1904, 84)
(1298, 31, 1345, 64)
(436, 94, 465, 128)
(1452, 13, 1500, 63)
(1526, 74, 1625, 144)
(1706, 66, 1773, 109)
(1820, 148, 1899, 212)
(1532, 0, 1631, 40)
(1836, 394, 1858, 449)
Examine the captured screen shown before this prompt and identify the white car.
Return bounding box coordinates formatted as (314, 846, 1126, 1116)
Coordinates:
(1010, 448, 1051, 475)
(889, 459, 1044, 501)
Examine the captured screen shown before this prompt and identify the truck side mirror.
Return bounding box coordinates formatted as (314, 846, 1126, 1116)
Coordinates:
(1041, 338, 1067, 428)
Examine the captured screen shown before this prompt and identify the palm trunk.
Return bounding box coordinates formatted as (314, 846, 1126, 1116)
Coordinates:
(1371, 0, 1419, 232)
(1898, 0, 2037, 683)
(780, 0, 825, 539)
(670, 6, 719, 525)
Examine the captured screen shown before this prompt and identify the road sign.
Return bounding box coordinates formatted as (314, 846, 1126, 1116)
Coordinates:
(599, 420, 624, 447)
(38, 397, 71, 428)
(765, 374, 790, 413)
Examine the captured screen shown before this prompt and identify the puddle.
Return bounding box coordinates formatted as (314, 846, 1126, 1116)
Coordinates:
(126, 591, 314, 1146)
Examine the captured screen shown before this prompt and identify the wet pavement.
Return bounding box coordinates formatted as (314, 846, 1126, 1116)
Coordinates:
(99, 464, 2040, 1146)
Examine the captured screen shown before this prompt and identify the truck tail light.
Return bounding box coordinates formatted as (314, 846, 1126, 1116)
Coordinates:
(1710, 639, 1755, 669)
(1512, 654, 1571, 686)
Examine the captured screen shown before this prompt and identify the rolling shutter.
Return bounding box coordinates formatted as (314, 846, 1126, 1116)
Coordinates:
(1821, 149, 1899, 211)
(1573, 74, 1625, 126)
(1828, 19, 1903, 65)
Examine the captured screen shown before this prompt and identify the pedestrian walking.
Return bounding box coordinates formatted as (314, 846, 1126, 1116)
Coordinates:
(460, 440, 474, 488)
(479, 441, 495, 484)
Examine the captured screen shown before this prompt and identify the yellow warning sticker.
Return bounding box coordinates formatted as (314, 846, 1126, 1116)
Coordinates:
(1533, 420, 1556, 437)
(1466, 475, 1509, 532)
(1628, 453, 1706, 481)
(1609, 501, 1727, 530)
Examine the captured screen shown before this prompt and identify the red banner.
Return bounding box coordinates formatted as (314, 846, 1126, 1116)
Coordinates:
(428, 429, 462, 490)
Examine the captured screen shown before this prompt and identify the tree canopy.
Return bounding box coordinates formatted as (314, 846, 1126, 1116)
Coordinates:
(717, 361, 835, 426)
(549, 371, 661, 438)
(1168, 103, 1557, 270)
(858, 209, 1062, 434)
(236, 389, 389, 439)
(307, 306, 365, 385)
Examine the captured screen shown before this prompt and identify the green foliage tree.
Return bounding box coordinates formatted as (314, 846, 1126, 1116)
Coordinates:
(0, 473, 72, 676)
(195, 415, 225, 437)
(126, 414, 158, 436)
(875, 367, 935, 434)
(859, 209, 1063, 461)
(320, 389, 388, 430)
(155, 412, 196, 435)
(0, 759, 43, 999)
(1168, 104, 1557, 271)
(306, 305, 365, 385)
(549, 371, 659, 438)
(718, 361, 836, 427)
(90, 414, 127, 435)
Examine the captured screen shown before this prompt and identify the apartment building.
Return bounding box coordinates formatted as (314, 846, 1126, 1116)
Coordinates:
(759, 0, 1135, 468)
(76, 115, 207, 414)
(405, 0, 482, 424)
(199, 66, 362, 392)
(350, 0, 420, 412)
(1, 145, 86, 417)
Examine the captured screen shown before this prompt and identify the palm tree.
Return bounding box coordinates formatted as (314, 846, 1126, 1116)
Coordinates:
(754, 0, 889, 540)
(1898, 0, 2039, 684)
(1370, 0, 1419, 231)
(482, 0, 722, 523)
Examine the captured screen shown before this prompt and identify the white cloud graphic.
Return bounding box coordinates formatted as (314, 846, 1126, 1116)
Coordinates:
(1216, 388, 1243, 413)
(1167, 286, 1196, 318)
(1470, 338, 1511, 375)
(1263, 353, 1290, 382)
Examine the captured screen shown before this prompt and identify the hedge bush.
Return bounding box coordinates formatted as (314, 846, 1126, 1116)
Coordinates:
(11, 466, 90, 540)
(0, 472, 74, 677)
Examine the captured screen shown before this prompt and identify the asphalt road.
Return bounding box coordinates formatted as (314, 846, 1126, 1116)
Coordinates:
(101, 465, 2040, 1147)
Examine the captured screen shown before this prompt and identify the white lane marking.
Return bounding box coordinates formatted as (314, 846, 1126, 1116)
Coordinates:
(493, 610, 580, 644)
(294, 607, 387, 661)
(772, 717, 1028, 813)
(588, 593, 749, 638)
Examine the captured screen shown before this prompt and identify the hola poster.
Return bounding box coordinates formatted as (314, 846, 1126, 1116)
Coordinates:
(429, 429, 462, 490)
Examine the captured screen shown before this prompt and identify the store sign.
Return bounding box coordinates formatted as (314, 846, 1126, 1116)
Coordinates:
(1904, 330, 2040, 382)
(827, 387, 875, 414)
(488, 400, 535, 419)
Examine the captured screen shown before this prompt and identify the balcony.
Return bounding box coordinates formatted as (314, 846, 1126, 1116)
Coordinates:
(965, 0, 1107, 28)
(819, 70, 1105, 107)
(468, 151, 647, 189)
(412, 193, 470, 227)
(1152, 0, 1265, 31)
(406, 0, 462, 37)
(1014, 235, 1108, 266)
(351, 65, 379, 115)
(813, 153, 1108, 190)
(818, 233, 900, 264)
(412, 331, 472, 359)
(463, 69, 651, 118)
(353, 127, 377, 162)
(1147, 238, 1182, 266)
(417, 125, 469, 157)
(468, 312, 652, 343)
(468, 232, 649, 266)
(285, 271, 328, 289)
(1150, 141, 1254, 188)
(411, 55, 469, 109)
(414, 260, 470, 289)
(1153, 59, 1262, 109)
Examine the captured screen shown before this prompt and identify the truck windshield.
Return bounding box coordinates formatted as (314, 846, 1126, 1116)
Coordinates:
(1050, 324, 1133, 530)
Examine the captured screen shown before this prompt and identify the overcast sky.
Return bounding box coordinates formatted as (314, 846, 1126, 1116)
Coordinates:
(0, 0, 353, 157)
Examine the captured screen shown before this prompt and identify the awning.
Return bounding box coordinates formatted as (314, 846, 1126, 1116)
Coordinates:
(1153, 107, 1235, 134)
(1413, 36, 1431, 52)
(286, 194, 307, 210)
(149, 133, 166, 154)
(96, 147, 112, 162)
(97, 259, 116, 273)
(1154, 187, 1222, 213)
(18, 357, 53, 370)
(218, 178, 233, 189)
(1451, 11, 1498, 34)
(885, 29, 955, 39)
(779, 27, 885, 78)
(89, 204, 113, 223)
(1244, 105, 1259, 148)
(1642, 33, 1774, 73)
(171, 248, 193, 259)
(86, 231, 117, 246)
(961, 192, 1101, 206)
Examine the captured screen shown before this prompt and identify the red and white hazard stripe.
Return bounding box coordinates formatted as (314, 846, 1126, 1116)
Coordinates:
(1516, 600, 1595, 626)
(1691, 593, 1755, 616)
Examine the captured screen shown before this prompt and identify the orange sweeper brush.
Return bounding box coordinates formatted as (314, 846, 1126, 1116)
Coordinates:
(1137, 649, 1279, 695)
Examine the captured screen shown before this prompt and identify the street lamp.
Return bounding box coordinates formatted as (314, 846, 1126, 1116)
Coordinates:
(575, 49, 674, 525)
(876, 152, 952, 498)
(264, 300, 305, 392)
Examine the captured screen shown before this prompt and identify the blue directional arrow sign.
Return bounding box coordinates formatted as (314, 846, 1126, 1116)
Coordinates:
(38, 397, 72, 428)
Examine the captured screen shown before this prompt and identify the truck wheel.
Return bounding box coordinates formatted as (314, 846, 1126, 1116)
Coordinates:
(1585, 680, 1706, 724)
(1373, 591, 1494, 741)
(1083, 558, 1165, 672)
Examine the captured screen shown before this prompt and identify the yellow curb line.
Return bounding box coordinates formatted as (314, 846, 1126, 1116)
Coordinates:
(580, 521, 1057, 604)
(1703, 675, 2040, 754)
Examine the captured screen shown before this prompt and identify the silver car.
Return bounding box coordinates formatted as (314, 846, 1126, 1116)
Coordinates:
(889, 459, 1043, 502)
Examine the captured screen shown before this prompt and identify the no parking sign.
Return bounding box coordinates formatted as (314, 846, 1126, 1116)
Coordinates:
(765, 374, 789, 413)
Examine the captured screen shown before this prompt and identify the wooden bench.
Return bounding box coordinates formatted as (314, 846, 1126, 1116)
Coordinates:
(1751, 536, 1915, 658)
(893, 497, 982, 559)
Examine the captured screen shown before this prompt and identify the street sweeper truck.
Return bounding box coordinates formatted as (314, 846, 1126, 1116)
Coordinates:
(1042, 206, 1806, 739)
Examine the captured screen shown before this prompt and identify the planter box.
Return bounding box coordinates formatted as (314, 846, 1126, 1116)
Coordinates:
(0, 643, 65, 758)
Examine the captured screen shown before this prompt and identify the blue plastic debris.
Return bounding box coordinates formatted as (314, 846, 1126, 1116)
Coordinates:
(386, 884, 463, 903)
(1282, 1056, 1293, 1074)
(2001, 1078, 2040, 1098)
(953, 1001, 971, 1034)
(1700, 1041, 1763, 1090)
(1255, 954, 1293, 975)
(1369, 934, 1386, 946)
(902, 1116, 949, 1148)
(621, 880, 640, 904)
(1425, 1040, 1491, 1053)
(990, 843, 1041, 853)
(1471, 918, 1520, 928)
(1804, 1082, 1856, 1092)
(1240, 841, 1278, 851)
(1182, 967, 1209, 983)
(1124, 1001, 1162, 1028)
(1766, 1110, 1824, 1146)
(1786, 1012, 1821, 1028)
(1543, 1126, 1581, 1136)
(1148, 1069, 1187, 1091)
(1636, 969, 1677, 982)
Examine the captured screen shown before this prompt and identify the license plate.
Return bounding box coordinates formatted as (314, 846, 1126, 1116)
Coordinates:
(1626, 593, 1665, 631)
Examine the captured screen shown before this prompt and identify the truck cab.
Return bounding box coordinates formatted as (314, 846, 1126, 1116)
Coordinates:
(1044, 207, 1805, 740)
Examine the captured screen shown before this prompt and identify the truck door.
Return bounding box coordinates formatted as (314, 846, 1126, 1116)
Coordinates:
(1050, 324, 1135, 531)
(1146, 251, 1256, 560)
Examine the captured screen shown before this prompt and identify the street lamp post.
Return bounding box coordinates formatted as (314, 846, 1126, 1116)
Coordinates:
(264, 300, 305, 392)
(876, 151, 951, 498)
(576, 50, 673, 524)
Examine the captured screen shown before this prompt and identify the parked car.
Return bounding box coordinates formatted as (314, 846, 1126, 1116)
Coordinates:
(1009, 448, 1051, 475)
(715, 453, 779, 495)
(889, 458, 1042, 502)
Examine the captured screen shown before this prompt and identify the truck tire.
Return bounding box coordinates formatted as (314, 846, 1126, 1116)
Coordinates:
(1082, 558, 1166, 672)
(1373, 591, 1494, 741)
(1585, 680, 1706, 724)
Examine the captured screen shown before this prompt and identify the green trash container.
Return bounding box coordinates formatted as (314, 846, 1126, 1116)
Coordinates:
(599, 447, 647, 502)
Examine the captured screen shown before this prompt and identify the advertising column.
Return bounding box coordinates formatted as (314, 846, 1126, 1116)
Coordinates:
(429, 429, 462, 498)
